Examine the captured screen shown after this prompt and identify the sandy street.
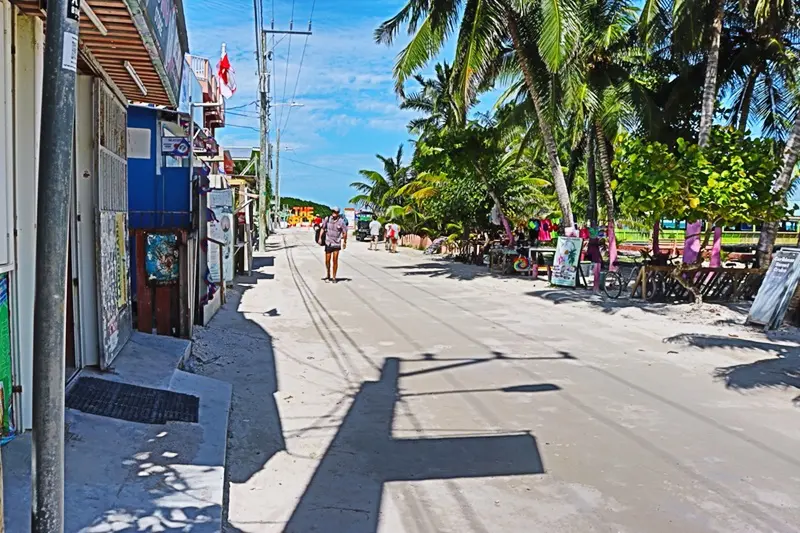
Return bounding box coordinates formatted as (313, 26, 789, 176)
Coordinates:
(190, 229, 800, 533)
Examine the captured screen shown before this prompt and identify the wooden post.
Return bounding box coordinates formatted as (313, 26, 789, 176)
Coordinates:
(135, 231, 153, 333)
(219, 242, 225, 304)
(208, 237, 226, 305)
(178, 230, 189, 338)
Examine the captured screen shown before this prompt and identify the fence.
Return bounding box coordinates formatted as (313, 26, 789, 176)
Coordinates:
(616, 229, 798, 248)
(631, 265, 764, 303)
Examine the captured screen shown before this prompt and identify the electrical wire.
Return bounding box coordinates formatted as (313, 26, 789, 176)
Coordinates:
(227, 100, 258, 111)
(278, 0, 297, 129)
(281, 156, 354, 178)
(281, 0, 316, 135)
(227, 110, 260, 118)
(226, 123, 261, 131)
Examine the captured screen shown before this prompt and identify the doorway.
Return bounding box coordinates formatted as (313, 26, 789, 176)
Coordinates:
(66, 255, 77, 381)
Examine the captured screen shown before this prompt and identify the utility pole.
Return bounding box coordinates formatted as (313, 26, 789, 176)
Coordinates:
(254, 0, 269, 251)
(259, 31, 269, 250)
(275, 128, 281, 226)
(262, 23, 311, 229)
(32, 0, 80, 531)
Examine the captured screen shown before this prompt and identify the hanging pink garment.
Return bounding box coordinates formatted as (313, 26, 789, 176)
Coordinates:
(538, 219, 552, 242)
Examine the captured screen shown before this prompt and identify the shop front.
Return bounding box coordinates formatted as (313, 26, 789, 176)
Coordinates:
(5, 0, 188, 430)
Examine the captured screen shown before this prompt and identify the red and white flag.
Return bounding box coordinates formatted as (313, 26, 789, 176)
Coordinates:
(218, 46, 236, 99)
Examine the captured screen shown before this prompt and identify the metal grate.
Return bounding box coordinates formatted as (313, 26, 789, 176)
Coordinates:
(66, 377, 199, 425)
(98, 82, 127, 211)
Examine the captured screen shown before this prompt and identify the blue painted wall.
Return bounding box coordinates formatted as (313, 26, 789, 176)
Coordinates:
(127, 106, 192, 299)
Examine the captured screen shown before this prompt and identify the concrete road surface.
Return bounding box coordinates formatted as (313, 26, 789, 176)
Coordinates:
(191, 229, 800, 533)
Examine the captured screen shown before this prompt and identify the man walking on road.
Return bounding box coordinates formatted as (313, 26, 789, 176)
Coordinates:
(320, 207, 348, 283)
(369, 215, 382, 251)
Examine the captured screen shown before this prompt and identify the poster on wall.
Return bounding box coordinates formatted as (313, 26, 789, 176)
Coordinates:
(207, 190, 234, 283)
(115, 213, 128, 308)
(551, 236, 584, 288)
(0, 274, 13, 433)
(146, 233, 180, 283)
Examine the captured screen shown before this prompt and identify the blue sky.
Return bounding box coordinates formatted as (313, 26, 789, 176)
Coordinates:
(184, 0, 497, 209)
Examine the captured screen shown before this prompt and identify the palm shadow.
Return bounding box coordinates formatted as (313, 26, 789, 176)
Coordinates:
(384, 260, 491, 281)
(664, 333, 800, 405)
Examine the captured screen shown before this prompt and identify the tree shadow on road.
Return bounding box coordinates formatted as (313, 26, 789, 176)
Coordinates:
(384, 260, 492, 281)
(664, 333, 800, 406)
(282, 358, 547, 533)
(526, 288, 751, 318)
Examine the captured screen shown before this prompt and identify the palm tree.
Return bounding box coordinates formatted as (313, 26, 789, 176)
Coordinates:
(374, 0, 577, 230)
(400, 62, 465, 134)
(562, 0, 640, 265)
(756, 112, 800, 265)
(349, 145, 411, 213)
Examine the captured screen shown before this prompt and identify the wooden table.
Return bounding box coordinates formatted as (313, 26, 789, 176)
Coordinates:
(528, 247, 556, 279)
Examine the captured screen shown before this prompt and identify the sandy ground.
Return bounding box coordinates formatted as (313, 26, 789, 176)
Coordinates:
(190, 229, 800, 533)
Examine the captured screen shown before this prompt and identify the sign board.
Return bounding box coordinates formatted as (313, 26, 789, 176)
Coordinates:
(747, 248, 800, 329)
(0, 274, 12, 433)
(143, 0, 185, 101)
(161, 136, 190, 157)
(344, 208, 356, 230)
(207, 190, 234, 283)
(550, 236, 584, 288)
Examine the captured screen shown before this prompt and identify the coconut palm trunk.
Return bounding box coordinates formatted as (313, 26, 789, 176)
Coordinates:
(587, 141, 598, 228)
(698, 0, 724, 147)
(756, 111, 800, 266)
(737, 66, 761, 132)
(684, 0, 724, 265)
(594, 122, 617, 269)
(506, 10, 574, 231)
(489, 191, 515, 245)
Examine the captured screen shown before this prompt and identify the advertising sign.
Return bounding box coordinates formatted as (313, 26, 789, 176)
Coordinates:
(747, 248, 800, 329)
(161, 136, 191, 157)
(207, 190, 234, 283)
(143, 0, 185, 100)
(551, 237, 584, 288)
(0, 274, 12, 433)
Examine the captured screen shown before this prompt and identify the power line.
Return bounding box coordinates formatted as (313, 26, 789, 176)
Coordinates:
(278, 0, 297, 128)
(227, 100, 257, 111)
(227, 110, 260, 118)
(281, 155, 355, 178)
(226, 123, 261, 131)
(281, 0, 316, 135)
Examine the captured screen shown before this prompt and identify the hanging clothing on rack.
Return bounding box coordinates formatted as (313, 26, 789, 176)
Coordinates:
(538, 219, 552, 242)
(528, 219, 540, 244)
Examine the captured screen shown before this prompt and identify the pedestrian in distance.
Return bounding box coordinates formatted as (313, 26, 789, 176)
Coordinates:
(369, 215, 382, 251)
(318, 207, 348, 283)
(384, 221, 392, 251)
(388, 221, 401, 253)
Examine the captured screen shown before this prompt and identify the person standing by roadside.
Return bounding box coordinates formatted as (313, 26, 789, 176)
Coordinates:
(384, 221, 392, 251)
(390, 221, 401, 253)
(369, 215, 382, 251)
(319, 207, 348, 283)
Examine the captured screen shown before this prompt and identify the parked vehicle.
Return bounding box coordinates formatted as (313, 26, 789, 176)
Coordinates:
(355, 211, 382, 241)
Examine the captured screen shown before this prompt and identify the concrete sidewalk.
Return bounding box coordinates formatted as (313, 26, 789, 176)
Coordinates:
(3, 332, 231, 532)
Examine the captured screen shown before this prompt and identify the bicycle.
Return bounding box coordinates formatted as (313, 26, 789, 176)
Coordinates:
(601, 259, 647, 299)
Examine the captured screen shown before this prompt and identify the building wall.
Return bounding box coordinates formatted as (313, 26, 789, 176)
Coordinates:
(0, 1, 12, 270)
(75, 75, 100, 368)
(10, 9, 44, 430)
